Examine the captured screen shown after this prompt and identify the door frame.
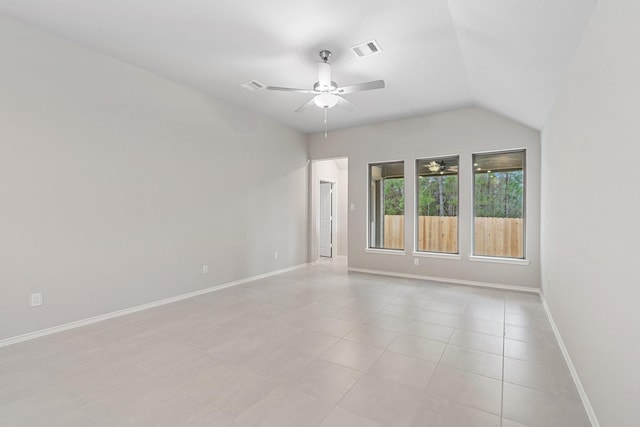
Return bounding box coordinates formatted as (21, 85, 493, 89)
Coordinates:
(318, 179, 335, 258)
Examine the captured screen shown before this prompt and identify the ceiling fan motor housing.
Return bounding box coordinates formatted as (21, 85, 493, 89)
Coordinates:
(314, 81, 337, 92)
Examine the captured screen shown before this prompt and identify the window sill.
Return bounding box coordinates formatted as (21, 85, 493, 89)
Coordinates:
(412, 251, 461, 260)
(365, 248, 406, 256)
(469, 255, 530, 266)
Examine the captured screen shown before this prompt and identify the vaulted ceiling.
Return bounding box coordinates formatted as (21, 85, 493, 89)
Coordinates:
(0, 0, 596, 133)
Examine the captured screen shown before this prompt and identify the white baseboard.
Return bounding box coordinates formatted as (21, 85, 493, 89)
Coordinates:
(0, 263, 309, 348)
(541, 297, 600, 427)
(348, 267, 540, 294)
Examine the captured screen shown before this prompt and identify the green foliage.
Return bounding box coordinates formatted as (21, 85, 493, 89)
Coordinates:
(384, 178, 404, 215)
(418, 175, 458, 216)
(474, 171, 523, 218)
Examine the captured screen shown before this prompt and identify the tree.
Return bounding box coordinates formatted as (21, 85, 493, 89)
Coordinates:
(474, 171, 523, 218)
(384, 178, 404, 215)
(418, 175, 458, 216)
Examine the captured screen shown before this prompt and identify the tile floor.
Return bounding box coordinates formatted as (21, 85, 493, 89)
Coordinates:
(0, 258, 591, 426)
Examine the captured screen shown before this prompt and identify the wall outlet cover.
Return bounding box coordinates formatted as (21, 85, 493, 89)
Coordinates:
(30, 293, 43, 307)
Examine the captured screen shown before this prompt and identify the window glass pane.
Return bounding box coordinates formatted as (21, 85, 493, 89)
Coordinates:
(473, 150, 525, 258)
(416, 157, 459, 253)
(369, 161, 404, 250)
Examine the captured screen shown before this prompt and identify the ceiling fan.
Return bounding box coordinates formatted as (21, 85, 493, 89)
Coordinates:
(265, 50, 385, 135)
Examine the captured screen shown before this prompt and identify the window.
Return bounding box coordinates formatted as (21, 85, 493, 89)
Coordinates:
(416, 156, 459, 254)
(473, 150, 525, 258)
(369, 161, 404, 250)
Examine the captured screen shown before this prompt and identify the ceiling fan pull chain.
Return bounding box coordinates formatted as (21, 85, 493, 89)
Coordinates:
(324, 108, 328, 138)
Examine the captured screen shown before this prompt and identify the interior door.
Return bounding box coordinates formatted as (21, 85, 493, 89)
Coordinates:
(319, 181, 333, 257)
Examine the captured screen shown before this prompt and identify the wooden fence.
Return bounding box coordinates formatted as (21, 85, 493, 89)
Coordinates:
(383, 215, 523, 257)
(474, 217, 523, 258)
(383, 215, 404, 250)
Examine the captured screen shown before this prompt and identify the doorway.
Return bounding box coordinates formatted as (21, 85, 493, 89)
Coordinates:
(319, 181, 334, 258)
(311, 157, 348, 262)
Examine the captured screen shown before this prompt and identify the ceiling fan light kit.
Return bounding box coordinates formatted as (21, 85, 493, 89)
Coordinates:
(263, 49, 385, 136)
(314, 93, 339, 109)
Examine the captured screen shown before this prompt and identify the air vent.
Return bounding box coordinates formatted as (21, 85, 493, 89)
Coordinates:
(351, 40, 382, 58)
(240, 80, 265, 91)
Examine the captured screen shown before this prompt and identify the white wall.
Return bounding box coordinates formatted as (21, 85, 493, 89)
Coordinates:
(541, 1, 640, 425)
(0, 15, 309, 340)
(310, 107, 540, 289)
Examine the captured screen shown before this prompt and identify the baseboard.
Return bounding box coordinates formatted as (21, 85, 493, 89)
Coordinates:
(347, 267, 540, 294)
(541, 297, 600, 427)
(0, 263, 309, 348)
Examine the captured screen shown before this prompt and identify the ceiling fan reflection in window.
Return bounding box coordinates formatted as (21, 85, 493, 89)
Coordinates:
(265, 50, 385, 136)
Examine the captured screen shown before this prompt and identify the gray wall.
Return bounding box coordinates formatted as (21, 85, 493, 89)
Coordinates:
(337, 167, 348, 256)
(309, 107, 541, 289)
(0, 16, 309, 340)
(541, 0, 640, 425)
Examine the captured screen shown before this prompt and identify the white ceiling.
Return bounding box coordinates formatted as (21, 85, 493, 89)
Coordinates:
(0, 0, 596, 134)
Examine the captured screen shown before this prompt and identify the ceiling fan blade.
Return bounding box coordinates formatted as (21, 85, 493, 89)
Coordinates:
(335, 80, 385, 94)
(318, 62, 332, 89)
(267, 86, 316, 94)
(336, 95, 357, 112)
(294, 98, 316, 113)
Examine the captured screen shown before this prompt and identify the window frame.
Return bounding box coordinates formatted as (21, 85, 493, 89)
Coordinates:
(471, 148, 527, 261)
(366, 160, 406, 253)
(414, 155, 460, 256)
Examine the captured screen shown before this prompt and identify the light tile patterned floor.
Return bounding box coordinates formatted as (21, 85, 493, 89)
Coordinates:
(0, 258, 591, 426)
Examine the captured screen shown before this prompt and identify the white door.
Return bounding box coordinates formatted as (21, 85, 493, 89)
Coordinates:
(319, 181, 333, 257)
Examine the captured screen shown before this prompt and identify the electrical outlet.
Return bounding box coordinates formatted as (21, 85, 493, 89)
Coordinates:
(274, 251, 278, 259)
(202, 265, 208, 274)
(350, 203, 355, 211)
(30, 293, 43, 307)
(414, 258, 420, 266)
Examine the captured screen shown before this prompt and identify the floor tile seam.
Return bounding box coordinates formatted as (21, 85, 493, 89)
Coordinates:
(502, 335, 561, 348)
(420, 307, 466, 317)
(446, 342, 502, 357)
(410, 317, 457, 329)
(419, 394, 506, 425)
(505, 334, 559, 350)
(401, 330, 451, 345)
(501, 378, 583, 400)
(500, 353, 566, 367)
(502, 354, 571, 371)
(452, 326, 507, 341)
(341, 333, 398, 351)
(453, 325, 504, 338)
(421, 386, 504, 418)
(418, 329, 451, 400)
(385, 332, 448, 363)
(375, 311, 420, 321)
(436, 358, 503, 381)
(342, 372, 424, 427)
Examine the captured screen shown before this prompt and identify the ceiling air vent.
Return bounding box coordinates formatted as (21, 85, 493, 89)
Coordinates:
(240, 80, 265, 91)
(351, 40, 382, 58)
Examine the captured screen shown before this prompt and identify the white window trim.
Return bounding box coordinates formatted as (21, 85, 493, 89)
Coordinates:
(366, 159, 406, 252)
(365, 248, 406, 256)
(412, 251, 461, 260)
(469, 255, 530, 266)
(471, 149, 527, 260)
(414, 154, 460, 257)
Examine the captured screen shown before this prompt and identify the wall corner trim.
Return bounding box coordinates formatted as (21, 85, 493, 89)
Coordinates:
(0, 263, 310, 348)
(541, 296, 601, 427)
